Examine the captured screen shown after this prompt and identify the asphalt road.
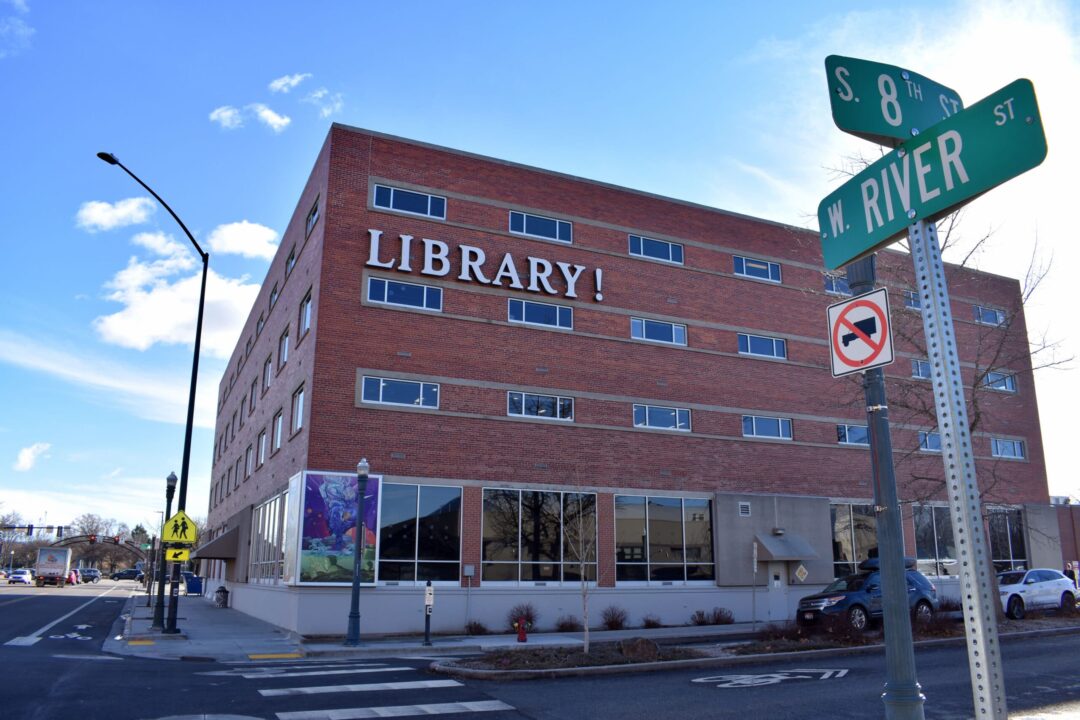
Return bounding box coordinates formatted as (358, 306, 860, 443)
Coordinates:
(2, 582, 1078, 720)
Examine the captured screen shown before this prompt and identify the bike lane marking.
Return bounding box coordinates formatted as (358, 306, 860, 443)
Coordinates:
(4, 585, 121, 646)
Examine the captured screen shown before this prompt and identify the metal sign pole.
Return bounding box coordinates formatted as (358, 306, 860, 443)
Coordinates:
(847, 256, 924, 720)
(908, 220, 1007, 718)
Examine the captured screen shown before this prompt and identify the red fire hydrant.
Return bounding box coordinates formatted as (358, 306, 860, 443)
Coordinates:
(513, 617, 531, 643)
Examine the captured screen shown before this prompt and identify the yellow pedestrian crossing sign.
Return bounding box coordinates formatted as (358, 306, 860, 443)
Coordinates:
(166, 548, 190, 562)
(162, 511, 198, 545)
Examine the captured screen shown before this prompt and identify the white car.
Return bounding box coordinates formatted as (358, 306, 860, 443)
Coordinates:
(7, 569, 32, 585)
(998, 568, 1078, 619)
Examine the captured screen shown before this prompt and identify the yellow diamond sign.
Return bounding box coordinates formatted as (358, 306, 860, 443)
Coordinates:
(162, 511, 198, 545)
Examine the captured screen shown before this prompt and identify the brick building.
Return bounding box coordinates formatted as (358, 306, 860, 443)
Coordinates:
(196, 124, 1058, 636)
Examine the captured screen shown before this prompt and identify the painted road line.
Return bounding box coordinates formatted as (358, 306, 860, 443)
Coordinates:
(237, 667, 410, 680)
(201, 663, 389, 676)
(249, 652, 304, 660)
(260, 679, 461, 697)
(276, 700, 515, 720)
(0, 596, 35, 609)
(52, 654, 123, 661)
(4, 585, 120, 646)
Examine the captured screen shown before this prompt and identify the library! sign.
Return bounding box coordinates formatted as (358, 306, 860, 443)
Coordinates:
(366, 229, 604, 302)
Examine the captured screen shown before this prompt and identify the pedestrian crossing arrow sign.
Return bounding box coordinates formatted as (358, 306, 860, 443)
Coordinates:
(166, 548, 190, 562)
(162, 511, 198, 545)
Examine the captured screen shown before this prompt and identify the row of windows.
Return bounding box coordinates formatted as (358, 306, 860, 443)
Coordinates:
(919, 431, 1026, 459)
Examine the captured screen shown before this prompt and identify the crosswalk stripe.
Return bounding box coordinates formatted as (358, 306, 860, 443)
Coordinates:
(237, 663, 388, 672)
(276, 699, 514, 719)
(237, 666, 411, 679)
(260, 679, 460, 697)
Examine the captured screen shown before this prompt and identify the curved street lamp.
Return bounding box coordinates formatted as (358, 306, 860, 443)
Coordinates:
(97, 152, 208, 635)
(345, 458, 370, 646)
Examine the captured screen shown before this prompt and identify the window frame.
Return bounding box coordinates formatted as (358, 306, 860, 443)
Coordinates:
(305, 197, 320, 238)
(631, 317, 687, 346)
(974, 305, 1006, 326)
(272, 410, 284, 452)
(508, 298, 573, 330)
(836, 423, 870, 446)
(628, 234, 683, 265)
(919, 431, 942, 453)
(299, 290, 313, 337)
(903, 290, 922, 310)
(991, 437, 1025, 459)
(633, 403, 692, 432)
(361, 376, 440, 409)
(614, 494, 715, 585)
(982, 370, 1017, 393)
(911, 359, 932, 379)
(737, 333, 787, 360)
(733, 255, 781, 283)
(742, 414, 793, 440)
(291, 385, 305, 434)
(507, 391, 574, 421)
(373, 184, 447, 220)
(508, 210, 572, 243)
(376, 482, 463, 586)
(367, 276, 443, 312)
(823, 273, 852, 296)
(278, 330, 289, 369)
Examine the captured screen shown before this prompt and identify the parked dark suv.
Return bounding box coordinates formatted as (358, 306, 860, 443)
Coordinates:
(797, 558, 938, 631)
(111, 568, 139, 581)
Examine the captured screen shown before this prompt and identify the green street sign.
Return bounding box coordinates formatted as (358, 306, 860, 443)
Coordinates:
(818, 78, 1047, 270)
(826, 55, 964, 146)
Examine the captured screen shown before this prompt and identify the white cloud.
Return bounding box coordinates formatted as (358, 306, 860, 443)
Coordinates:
(248, 103, 291, 133)
(76, 197, 156, 232)
(13, 442, 50, 472)
(209, 105, 243, 130)
(0, 328, 220, 429)
(269, 73, 312, 93)
(206, 220, 279, 260)
(0, 0, 33, 61)
(303, 87, 344, 118)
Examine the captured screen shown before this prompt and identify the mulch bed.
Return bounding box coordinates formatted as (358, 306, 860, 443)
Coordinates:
(455, 642, 706, 671)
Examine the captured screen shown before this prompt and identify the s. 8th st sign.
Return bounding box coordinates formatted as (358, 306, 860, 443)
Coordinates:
(817, 78, 1047, 270)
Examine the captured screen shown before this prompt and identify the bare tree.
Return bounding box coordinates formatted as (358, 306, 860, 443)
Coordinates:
(562, 490, 598, 654)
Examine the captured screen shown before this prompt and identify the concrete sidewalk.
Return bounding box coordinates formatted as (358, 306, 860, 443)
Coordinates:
(104, 590, 758, 662)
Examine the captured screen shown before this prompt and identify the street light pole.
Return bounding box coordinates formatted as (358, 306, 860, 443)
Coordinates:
(152, 473, 177, 630)
(97, 152, 208, 635)
(344, 458, 370, 646)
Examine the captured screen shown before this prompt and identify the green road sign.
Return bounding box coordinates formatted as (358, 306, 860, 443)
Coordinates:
(818, 78, 1046, 270)
(826, 55, 964, 146)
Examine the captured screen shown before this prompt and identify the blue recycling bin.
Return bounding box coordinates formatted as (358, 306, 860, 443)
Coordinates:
(182, 572, 203, 596)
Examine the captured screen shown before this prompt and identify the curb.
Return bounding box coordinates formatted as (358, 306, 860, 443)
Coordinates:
(431, 623, 1080, 681)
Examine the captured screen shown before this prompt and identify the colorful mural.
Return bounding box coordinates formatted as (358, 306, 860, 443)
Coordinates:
(299, 472, 379, 584)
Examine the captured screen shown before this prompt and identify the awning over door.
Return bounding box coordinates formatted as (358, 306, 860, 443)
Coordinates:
(755, 532, 819, 561)
(192, 526, 239, 560)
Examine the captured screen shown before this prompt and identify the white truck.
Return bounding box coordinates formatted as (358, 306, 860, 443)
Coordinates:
(35, 548, 72, 587)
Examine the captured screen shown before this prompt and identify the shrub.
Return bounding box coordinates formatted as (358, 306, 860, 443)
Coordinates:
(601, 605, 628, 630)
(756, 621, 807, 642)
(506, 602, 539, 633)
(937, 597, 963, 612)
(642, 614, 663, 629)
(465, 620, 489, 636)
(709, 607, 734, 625)
(690, 609, 709, 626)
(555, 614, 584, 632)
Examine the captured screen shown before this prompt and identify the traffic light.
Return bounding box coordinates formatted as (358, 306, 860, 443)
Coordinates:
(112, 536, 121, 544)
(26, 525, 33, 536)
(56, 526, 64, 539)
(88, 534, 97, 544)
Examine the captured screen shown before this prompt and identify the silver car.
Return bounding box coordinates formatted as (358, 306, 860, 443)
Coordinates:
(998, 568, 1078, 619)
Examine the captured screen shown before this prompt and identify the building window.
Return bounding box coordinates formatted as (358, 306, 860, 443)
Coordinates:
(982, 371, 1016, 392)
(305, 197, 320, 237)
(256, 314, 265, 337)
(299, 290, 313, 336)
(278, 330, 289, 369)
(742, 415, 792, 440)
(914, 505, 956, 577)
(374, 184, 446, 220)
(903, 290, 922, 310)
(226, 467, 232, 496)
(629, 234, 683, 264)
(507, 391, 573, 421)
(234, 458, 242, 489)
(988, 508, 1027, 572)
(368, 277, 442, 312)
(378, 483, 462, 583)
(249, 491, 288, 583)
(734, 255, 781, 283)
(272, 411, 284, 451)
(823, 273, 851, 296)
(738, 333, 787, 359)
(991, 438, 1025, 459)
(615, 495, 714, 583)
(291, 385, 305, 433)
(974, 305, 1006, 326)
(634, 404, 691, 431)
(912, 359, 931, 379)
(269, 283, 279, 310)
(837, 424, 869, 446)
(244, 445, 254, 479)
(249, 380, 257, 412)
(481, 489, 596, 583)
(509, 210, 572, 243)
(238, 398, 246, 428)
(362, 376, 439, 408)
(257, 430, 267, 466)
(631, 317, 686, 346)
(508, 298, 572, 329)
(245, 337, 253, 358)
(919, 431, 941, 452)
(263, 356, 272, 391)
(285, 245, 297, 277)
(831, 503, 877, 577)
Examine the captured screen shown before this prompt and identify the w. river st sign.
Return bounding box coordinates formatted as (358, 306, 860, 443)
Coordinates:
(817, 78, 1047, 270)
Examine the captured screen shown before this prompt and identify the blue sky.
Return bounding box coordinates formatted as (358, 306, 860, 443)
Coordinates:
(1, 0, 1077, 532)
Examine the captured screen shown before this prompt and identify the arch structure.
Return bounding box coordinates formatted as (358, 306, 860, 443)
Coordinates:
(50, 535, 147, 562)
